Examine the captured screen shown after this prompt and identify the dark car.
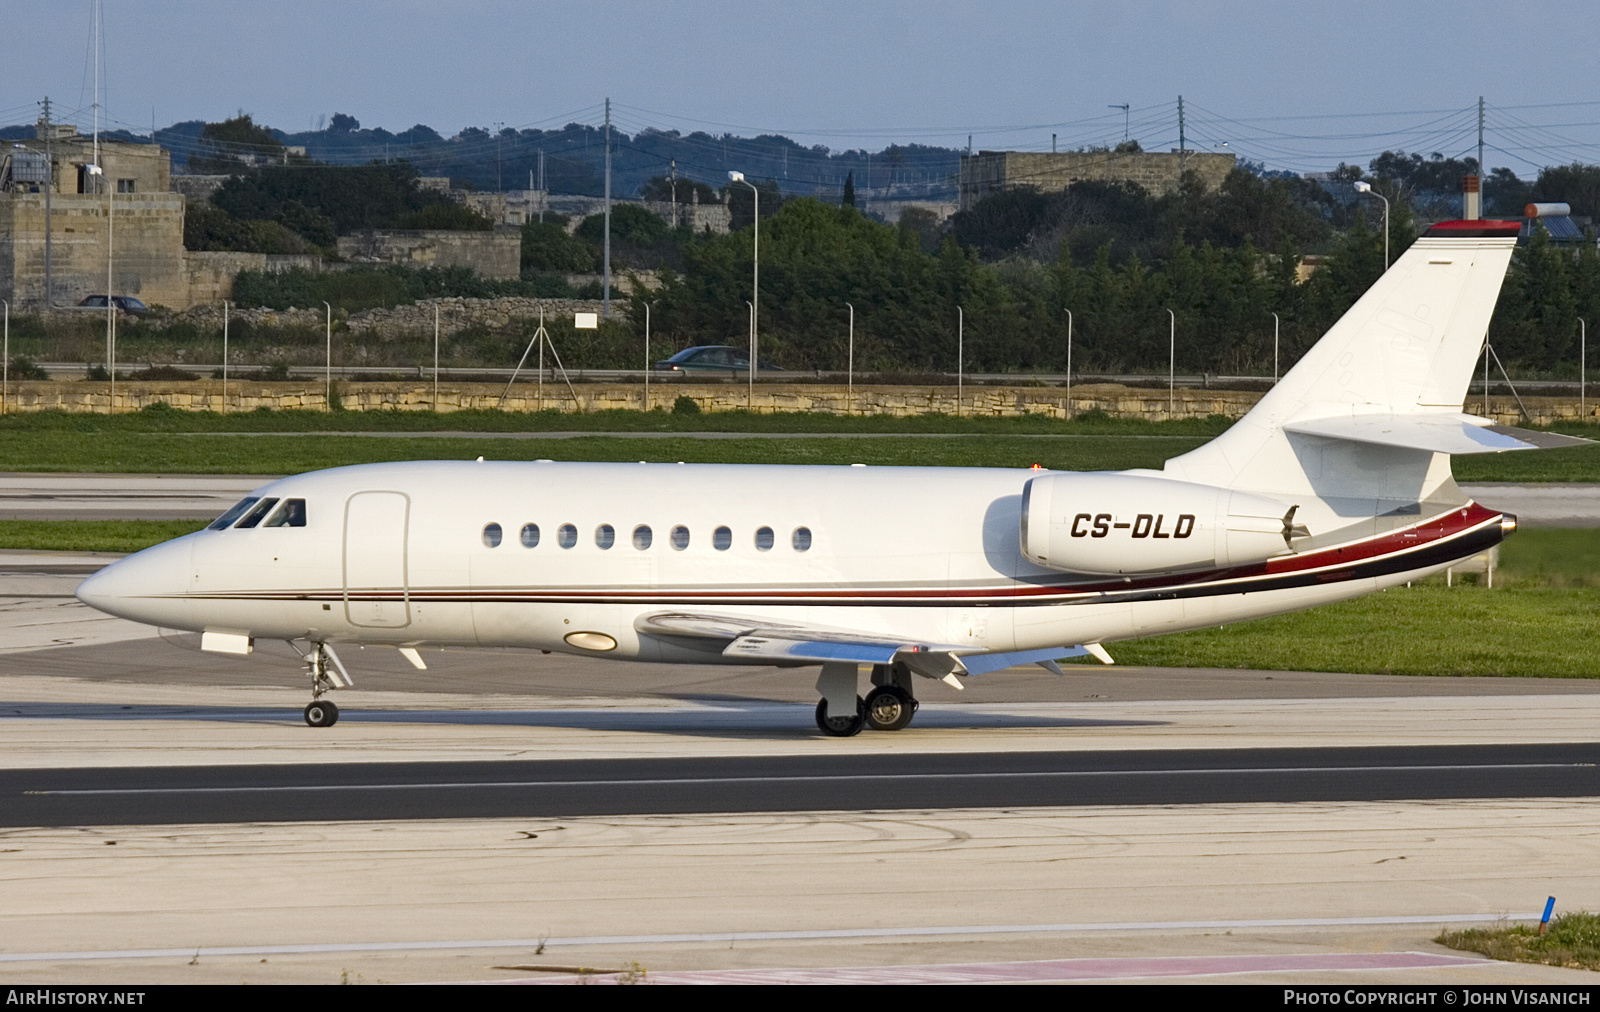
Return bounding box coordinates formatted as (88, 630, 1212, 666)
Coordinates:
(653, 345, 783, 372)
(77, 295, 149, 316)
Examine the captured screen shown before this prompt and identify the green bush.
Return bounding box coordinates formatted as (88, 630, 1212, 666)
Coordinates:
(7, 356, 48, 380)
(521, 221, 597, 273)
(672, 395, 701, 415)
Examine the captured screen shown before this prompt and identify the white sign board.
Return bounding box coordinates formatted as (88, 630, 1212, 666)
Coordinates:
(574, 312, 599, 330)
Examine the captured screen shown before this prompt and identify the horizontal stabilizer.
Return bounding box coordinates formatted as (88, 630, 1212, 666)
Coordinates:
(1283, 412, 1592, 455)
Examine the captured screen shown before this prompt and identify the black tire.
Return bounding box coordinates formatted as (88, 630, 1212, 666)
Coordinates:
(864, 686, 917, 731)
(304, 700, 339, 728)
(814, 696, 865, 737)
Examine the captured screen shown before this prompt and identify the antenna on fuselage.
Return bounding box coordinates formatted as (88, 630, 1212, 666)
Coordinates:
(500, 307, 581, 411)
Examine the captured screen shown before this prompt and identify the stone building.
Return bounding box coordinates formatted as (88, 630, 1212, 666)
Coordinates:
(958, 149, 1236, 211)
(335, 227, 522, 280)
(1, 120, 190, 309)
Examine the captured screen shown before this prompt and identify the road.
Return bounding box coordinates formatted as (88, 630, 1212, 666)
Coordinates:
(8, 743, 1598, 828)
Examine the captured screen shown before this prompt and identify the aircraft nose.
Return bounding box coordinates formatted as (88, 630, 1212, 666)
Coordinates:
(76, 537, 193, 627)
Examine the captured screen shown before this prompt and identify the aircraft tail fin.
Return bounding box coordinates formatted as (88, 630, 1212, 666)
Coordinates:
(1163, 220, 1550, 506)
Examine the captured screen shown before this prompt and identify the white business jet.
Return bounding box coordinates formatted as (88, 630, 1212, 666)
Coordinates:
(77, 219, 1585, 735)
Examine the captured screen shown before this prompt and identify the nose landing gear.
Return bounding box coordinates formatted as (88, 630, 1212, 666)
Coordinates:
(302, 641, 352, 728)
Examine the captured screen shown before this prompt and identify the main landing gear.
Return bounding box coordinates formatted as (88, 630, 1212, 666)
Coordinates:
(814, 661, 919, 737)
(302, 641, 352, 728)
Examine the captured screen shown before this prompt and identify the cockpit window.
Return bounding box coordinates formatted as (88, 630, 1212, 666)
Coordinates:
(234, 498, 280, 529)
(262, 499, 307, 528)
(208, 497, 259, 530)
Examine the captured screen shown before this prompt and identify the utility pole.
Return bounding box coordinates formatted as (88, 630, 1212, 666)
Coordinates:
(603, 97, 611, 318)
(670, 159, 677, 227)
(1177, 95, 1187, 174)
(1109, 103, 1130, 142)
(41, 97, 53, 309)
(1478, 96, 1486, 183)
(538, 149, 545, 222)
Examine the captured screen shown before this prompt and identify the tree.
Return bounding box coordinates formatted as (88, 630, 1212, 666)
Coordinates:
(188, 114, 288, 173)
(639, 176, 718, 204)
(211, 161, 462, 238)
(1532, 163, 1600, 218)
(576, 203, 670, 245)
(520, 221, 598, 274)
(842, 171, 855, 208)
(328, 113, 360, 133)
(724, 179, 782, 231)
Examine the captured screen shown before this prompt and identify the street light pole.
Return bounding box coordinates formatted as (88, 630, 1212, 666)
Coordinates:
(729, 172, 758, 381)
(1271, 311, 1280, 383)
(1353, 180, 1390, 270)
(845, 301, 854, 415)
(2, 299, 7, 416)
(643, 302, 651, 411)
(1166, 308, 1176, 418)
(222, 301, 229, 415)
(433, 303, 440, 410)
(1581, 318, 1588, 418)
(957, 305, 964, 416)
(1064, 308, 1072, 418)
(745, 299, 754, 410)
(323, 301, 332, 411)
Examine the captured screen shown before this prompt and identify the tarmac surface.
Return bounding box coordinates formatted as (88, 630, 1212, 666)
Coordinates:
(1, 548, 1598, 984)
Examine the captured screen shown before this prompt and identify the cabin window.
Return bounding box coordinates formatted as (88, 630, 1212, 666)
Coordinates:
(208, 497, 259, 530)
(792, 527, 812, 552)
(482, 523, 502, 548)
(558, 523, 577, 548)
(234, 498, 280, 529)
(754, 526, 775, 551)
(713, 526, 732, 551)
(263, 499, 307, 528)
(633, 525, 653, 550)
(595, 524, 616, 550)
(520, 523, 540, 548)
(670, 525, 690, 551)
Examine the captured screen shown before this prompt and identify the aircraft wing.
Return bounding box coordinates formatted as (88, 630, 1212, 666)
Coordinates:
(633, 611, 1095, 677)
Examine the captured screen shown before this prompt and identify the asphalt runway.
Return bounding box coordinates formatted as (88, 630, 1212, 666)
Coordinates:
(10, 743, 1598, 827)
(3, 472, 1598, 525)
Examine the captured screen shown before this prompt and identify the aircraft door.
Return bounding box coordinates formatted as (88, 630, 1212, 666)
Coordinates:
(343, 491, 411, 628)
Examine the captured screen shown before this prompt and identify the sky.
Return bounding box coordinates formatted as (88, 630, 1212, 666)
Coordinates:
(5, 0, 1600, 175)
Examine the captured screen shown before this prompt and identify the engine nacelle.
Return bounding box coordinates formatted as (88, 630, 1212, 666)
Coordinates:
(1020, 472, 1302, 576)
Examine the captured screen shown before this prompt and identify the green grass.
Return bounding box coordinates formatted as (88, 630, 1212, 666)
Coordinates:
(1, 409, 1596, 478)
(0, 519, 207, 553)
(1438, 912, 1600, 971)
(1077, 529, 1600, 678)
(0, 433, 1207, 475)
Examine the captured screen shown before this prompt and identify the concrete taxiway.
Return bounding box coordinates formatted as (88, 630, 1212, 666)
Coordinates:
(1, 552, 1597, 984)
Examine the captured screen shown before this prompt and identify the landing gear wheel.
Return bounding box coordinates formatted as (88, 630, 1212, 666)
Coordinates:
(864, 686, 918, 731)
(814, 696, 866, 737)
(304, 700, 339, 728)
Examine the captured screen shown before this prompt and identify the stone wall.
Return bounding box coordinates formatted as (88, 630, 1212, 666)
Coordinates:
(343, 297, 608, 336)
(0, 191, 189, 309)
(170, 175, 230, 204)
(959, 150, 1236, 210)
(334, 227, 521, 280)
(183, 252, 324, 305)
(4, 380, 1592, 427)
